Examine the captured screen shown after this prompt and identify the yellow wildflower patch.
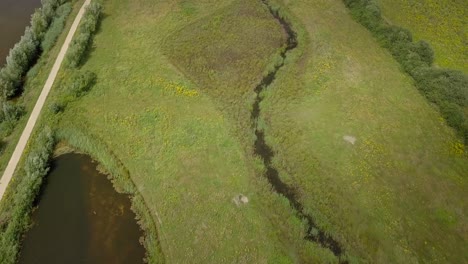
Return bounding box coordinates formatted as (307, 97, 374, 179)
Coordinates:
(155, 77, 199, 98)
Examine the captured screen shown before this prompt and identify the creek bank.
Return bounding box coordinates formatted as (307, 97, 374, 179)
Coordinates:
(253, 0, 346, 260)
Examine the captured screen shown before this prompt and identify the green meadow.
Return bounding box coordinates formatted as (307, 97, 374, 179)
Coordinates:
(0, 0, 466, 263)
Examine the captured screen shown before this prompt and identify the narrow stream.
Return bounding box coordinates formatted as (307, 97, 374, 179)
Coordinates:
(253, 0, 346, 260)
(18, 153, 146, 264)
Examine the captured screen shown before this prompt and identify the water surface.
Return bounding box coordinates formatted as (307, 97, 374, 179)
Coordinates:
(18, 153, 145, 264)
(0, 0, 41, 66)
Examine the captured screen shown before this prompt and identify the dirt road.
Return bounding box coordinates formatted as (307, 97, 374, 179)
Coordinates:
(0, 0, 92, 201)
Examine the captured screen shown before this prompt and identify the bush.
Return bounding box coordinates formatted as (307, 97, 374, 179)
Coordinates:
(0, 28, 39, 98)
(0, 0, 70, 99)
(344, 0, 382, 30)
(49, 101, 65, 113)
(50, 70, 96, 114)
(65, 2, 102, 68)
(0, 101, 25, 123)
(0, 101, 26, 137)
(413, 40, 434, 66)
(41, 3, 72, 52)
(0, 128, 55, 264)
(343, 0, 468, 143)
(68, 70, 97, 98)
(440, 102, 465, 131)
(415, 68, 468, 107)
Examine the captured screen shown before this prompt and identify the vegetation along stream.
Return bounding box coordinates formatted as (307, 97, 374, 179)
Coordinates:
(253, 0, 346, 260)
(18, 153, 146, 264)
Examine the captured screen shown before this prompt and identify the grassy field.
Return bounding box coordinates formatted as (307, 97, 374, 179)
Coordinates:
(47, 0, 325, 262)
(1, 0, 467, 263)
(261, 0, 468, 262)
(379, 0, 468, 73)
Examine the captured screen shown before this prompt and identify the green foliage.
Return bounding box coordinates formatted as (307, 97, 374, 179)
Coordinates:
(413, 40, 434, 66)
(343, 0, 468, 143)
(0, 128, 55, 264)
(49, 101, 65, 114)
(379, 0, 467, 72)
(0, 0, 70, 99)
(41, 3, 72, 53)
(50, 70, 96, 114)
(68, 70, 96, 98)
(0, 102, 25, 137)
(65, 2, 102, 68)
(0, 28, 39, 98)
(0, 102, 25, 124)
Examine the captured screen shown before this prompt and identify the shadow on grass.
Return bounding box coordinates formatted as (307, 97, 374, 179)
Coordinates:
(76, 12, 108, 68)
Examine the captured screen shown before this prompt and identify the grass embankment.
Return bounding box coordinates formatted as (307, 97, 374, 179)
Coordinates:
(260, 0, 468, 262)
(42, 0, 326, 262)
(379, 0, 467, 73)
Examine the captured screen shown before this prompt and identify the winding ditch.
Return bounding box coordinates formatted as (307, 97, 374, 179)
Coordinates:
(253, 0, 346, 260)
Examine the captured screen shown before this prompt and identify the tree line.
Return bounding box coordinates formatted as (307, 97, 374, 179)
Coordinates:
(343, 0, 468, 144)
(0, 0, 71, 99)
(65, 2, 102, 68)
(0, 0, 72, 138)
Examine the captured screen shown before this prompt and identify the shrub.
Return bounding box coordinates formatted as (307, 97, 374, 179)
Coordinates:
(50, 70, 96, 113)
(0, 128, 55, 264)
(49, 101, 65, 113)
(68, 70, 97, 98)
(439, 102, 465, 131)
(0, 28, 39, 98)
(0, 101, 25, 123)
(413, 40, 434, 66)
(0, 101, 26, 137)
(65, 2, 102, 68)
(415, 68, 468, 107)
(41, 3, 72, 52)
(0, 0, 70, 99)
(345, 0, 382, 30)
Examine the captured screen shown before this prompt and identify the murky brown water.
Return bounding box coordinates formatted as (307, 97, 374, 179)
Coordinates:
(0, 0, 41, 66)
(18, 153, 145, 264)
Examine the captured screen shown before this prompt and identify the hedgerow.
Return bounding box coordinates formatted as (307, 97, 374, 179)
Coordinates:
(41, 3, 73, 53)
(65, 2, 102, 68)
(0, 1, 73, 141)
(0, 0, 71, 99)
(50, 70, 96, 113)
(0, 128, 55, 264)
(343, 0, 468, 144)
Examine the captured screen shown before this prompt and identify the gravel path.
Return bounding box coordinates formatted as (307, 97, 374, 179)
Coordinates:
(0, 0, 92, 201)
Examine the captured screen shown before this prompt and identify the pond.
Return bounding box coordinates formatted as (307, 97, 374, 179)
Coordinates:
(18, 153, 146, 264)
